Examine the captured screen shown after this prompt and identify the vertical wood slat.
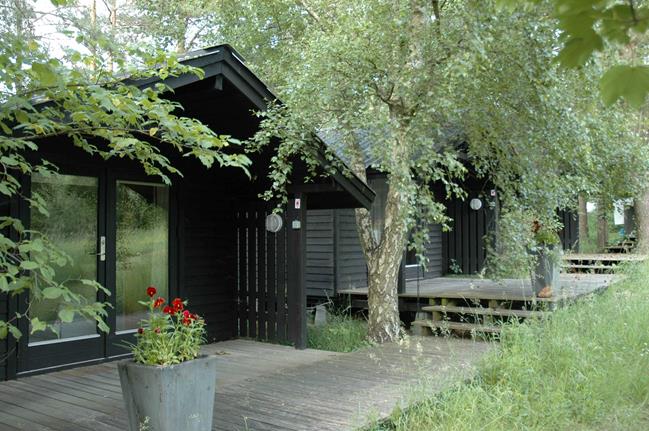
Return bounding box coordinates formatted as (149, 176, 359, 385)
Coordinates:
(237, 209, 248, 337)
(247, 204, 257, 339)
(276, 220, 287, 343)
(266, 211, 277, 342)
(476, 206, 485, 268)
(256, 203, 267, 340)
(461, 200, 470, 274)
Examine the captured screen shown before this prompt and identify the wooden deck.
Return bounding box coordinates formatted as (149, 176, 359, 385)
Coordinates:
(0, 338, 490, 431)
(339, 273, 615, 303)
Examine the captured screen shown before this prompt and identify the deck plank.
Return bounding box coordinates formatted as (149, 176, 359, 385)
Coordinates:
(0, 338, 489, 431)
(339, 273, 614, 302)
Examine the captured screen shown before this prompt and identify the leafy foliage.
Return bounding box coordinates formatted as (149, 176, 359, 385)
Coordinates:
(501, 0, 649, 107)
(0, 1, 250, 344)
(211, 0, 644, 339)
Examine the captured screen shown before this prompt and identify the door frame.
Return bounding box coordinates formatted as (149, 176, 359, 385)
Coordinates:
(17, 159, 178, 374)
(17, 162, 109, 374)
(104, 169, 178, 357)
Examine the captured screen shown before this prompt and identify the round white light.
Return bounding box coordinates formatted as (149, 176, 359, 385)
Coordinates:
(469, 198, 483, 211)
(265, 213, 283, 233)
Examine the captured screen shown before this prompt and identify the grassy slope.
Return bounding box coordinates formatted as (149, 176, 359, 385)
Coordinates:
(370, 262, 649, 430)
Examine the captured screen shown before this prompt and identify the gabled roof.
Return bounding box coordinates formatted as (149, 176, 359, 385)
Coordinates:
(318, 126, 466, 172)
(127, 44, 375, 209)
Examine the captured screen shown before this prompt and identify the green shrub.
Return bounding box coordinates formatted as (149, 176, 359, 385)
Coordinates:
(369, 261, 649, 430)
(307, 312, 371, 353)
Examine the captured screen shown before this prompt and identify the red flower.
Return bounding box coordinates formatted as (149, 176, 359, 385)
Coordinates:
(172, 298, 184, 312)
(146, 286, 157, 297)
(182, 317, 191, 326)
(154, 327, 161, 334)
(182, 310, 190, 318)
(137, 327, 144, 334)
(153, 297, 165, 308)
(163, 305, 175, 315)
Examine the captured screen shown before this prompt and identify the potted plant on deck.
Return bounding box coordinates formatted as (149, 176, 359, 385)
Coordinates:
(117, 287, 218, 431)
(530, 220, 562, 298)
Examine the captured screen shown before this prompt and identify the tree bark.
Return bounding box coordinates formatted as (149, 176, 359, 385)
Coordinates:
(362, 183, 407, 343)
(578, 194, 588, 252)
(349, 130, 407, 343)
(635, 187, 649, 253)
(596, 208, 608, 252)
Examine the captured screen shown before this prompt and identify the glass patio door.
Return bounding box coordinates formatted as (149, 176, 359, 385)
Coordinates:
(22, 172, 106, 372)
(106, 179, 170, 355)
(21, 172, 171, 372)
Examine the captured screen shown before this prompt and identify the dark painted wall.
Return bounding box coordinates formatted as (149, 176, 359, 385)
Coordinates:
(177, 179, 238, 343)
(442, 192, 495, 275)
(558, 209, 579, 251)
(305, 208, 446, 296)
(335, 209, 368, 291)
(0, 194, 9, 380)
(405, 223, 444, 280)
(306, 209, 335, 297)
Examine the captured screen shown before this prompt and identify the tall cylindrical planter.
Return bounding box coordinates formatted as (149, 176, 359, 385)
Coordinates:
(117, 355, 218, 431)
(531, 246, 560, 296)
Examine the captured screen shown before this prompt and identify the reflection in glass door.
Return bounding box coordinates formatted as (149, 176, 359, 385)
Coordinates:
(29, 173, 100, 344)
(115, 181, 169, 333)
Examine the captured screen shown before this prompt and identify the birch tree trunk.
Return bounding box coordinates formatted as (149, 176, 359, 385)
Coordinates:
(635, 188, 649, 253)
(358, 184, 408, 342)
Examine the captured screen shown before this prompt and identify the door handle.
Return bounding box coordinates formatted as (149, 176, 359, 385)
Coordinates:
(88, 236, 106, 261)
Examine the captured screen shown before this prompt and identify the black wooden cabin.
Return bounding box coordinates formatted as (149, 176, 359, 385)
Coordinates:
(0, 45, 374, 380)
(305, 141, 579, 298)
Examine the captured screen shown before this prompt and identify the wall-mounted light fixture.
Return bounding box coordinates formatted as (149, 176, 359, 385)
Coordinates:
(469, 198, 483, 211)
(265, 213, 283, 233)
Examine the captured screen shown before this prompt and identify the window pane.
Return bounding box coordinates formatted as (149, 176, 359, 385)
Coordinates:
(30, 173, 98, 343)
(116, 181, 169, 332)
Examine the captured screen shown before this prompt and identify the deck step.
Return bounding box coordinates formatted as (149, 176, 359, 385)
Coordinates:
(421, 305, 546, 319)
(412, 319, 501, 334)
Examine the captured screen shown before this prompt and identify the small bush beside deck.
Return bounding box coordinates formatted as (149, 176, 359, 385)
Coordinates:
(307, 312, 371, 353)
(369, 262, 649, 431)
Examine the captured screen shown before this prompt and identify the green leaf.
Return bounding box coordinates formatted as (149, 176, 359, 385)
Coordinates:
(42, 286, 63, 299)
(58, 309, 74, 323)
(600, 65, 649, 108)
(8, 324, 22, 340)
(0, 323, 7, 340)
(31, 63, 59, 87)
(20, 260, 39, 270)
(556, 30, 603, 68)
(30, 317, 47, 333)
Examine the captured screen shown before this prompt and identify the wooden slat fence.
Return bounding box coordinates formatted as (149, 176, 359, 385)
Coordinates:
(236, 202, 289, 344)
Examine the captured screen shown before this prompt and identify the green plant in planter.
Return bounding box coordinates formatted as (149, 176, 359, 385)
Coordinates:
(532, 220, 561, 247)
(118, 286, 217, 431)
(126, 286, 206, 366)
(530, 220, 562, 297)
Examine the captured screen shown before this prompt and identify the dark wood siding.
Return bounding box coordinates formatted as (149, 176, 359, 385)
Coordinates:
(306, 210, 335, 297)
(0, 193, 8, 380)
(335, 209, 367, 290)
(178, 182, 237, 343)
(558, 209, 579, 251)
(443, 195, 493, 275)
(405, 223, 443, 280)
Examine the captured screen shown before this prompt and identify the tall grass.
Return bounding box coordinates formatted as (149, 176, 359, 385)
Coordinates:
(370, 261, 649, 430)
(307, 312, 371, 353)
